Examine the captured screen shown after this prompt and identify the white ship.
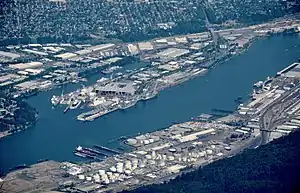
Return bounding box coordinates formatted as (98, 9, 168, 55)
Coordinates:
(119, 100, 137, 110)
(101, 66, 122, 74)
(97, 77, 109, 83)
(70, 99, 82, 109)
(141, 91, 158, 101)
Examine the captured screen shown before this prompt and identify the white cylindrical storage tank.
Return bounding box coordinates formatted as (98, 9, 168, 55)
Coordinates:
(127, 138, 137, 146)
(224, 146, 231, 151)
(117, 162, 124, 167)
(78, 175, 85, 180)
(110, 166, 117, 172)
(148, 160, 156, 165)
(99, 170, 105, 175)
(151, 151, 156, 159)
(124, 170, 131, 175)
(206, 149, 213, 155)
(86, 176, 92, 181)
(199, 152, 205, 157)
(157, 154, 162, 160)
(168, 156, 175, 161)
(158, 161, 165, 167)
(117, 168, 123, 173)
(139, 162, 146, 168)
(104, 179, 110, 184)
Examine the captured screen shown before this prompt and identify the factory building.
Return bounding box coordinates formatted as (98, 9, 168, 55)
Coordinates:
(156, 48, 190, 61)
(95, 82, 136, 96)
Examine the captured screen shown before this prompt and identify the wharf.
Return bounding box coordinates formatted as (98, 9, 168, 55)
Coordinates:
(93, 145, 121, 154)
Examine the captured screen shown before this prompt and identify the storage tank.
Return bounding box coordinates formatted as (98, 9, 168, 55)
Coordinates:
(132, 159, 138, 164)
(127, 138, 137, 145)
(144, 140, 150, 145)
(151, 151, 156, 159)
(157, 154, 162, 160)
(86, 176, 92, 181)
(104, 179, 110, 184)
(206, 149, 213, 155)
(117, 167, 123, 173)
(224, 146, 231, 151)
(158, 161, 165, 167)
(148, 160, 156, 165)
(139, 162, 146, 168)
(99, 170, 105, 175)
(199, 152, 205, 157)
(78, 175, 85, 180)
(110, 166, 117, 172)
(168, 156, 175, 161)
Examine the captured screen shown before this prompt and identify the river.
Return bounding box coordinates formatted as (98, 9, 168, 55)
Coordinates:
(0, 34, 300, 173)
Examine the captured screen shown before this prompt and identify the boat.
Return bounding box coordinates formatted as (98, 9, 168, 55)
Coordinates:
(51, 95, 60, 106)
(119, 100, 137, 110)
(74, 152, 87, 158)
(97, 77, 109, 83)
(101, 66, 122, 74)
(141, 91, 158, 101)
(70, 99, 81, 109)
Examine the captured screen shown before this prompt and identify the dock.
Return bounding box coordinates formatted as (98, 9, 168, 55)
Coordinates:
(93, 145, 122, 154)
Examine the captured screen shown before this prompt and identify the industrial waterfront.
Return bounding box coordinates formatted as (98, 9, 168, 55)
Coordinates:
(1, 34, 300, 174)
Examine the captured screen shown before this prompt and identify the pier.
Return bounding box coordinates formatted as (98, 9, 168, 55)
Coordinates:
(93, 145, 122, 154)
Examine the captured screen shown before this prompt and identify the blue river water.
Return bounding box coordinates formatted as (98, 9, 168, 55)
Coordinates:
(0, 34, 300, 173)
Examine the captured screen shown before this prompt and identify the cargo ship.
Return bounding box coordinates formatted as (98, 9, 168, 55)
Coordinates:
(74, 146, 108, 159)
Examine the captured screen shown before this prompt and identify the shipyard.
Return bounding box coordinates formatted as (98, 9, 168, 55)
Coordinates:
(35, 18, 300, 123)
(2, 58, 300, 192)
